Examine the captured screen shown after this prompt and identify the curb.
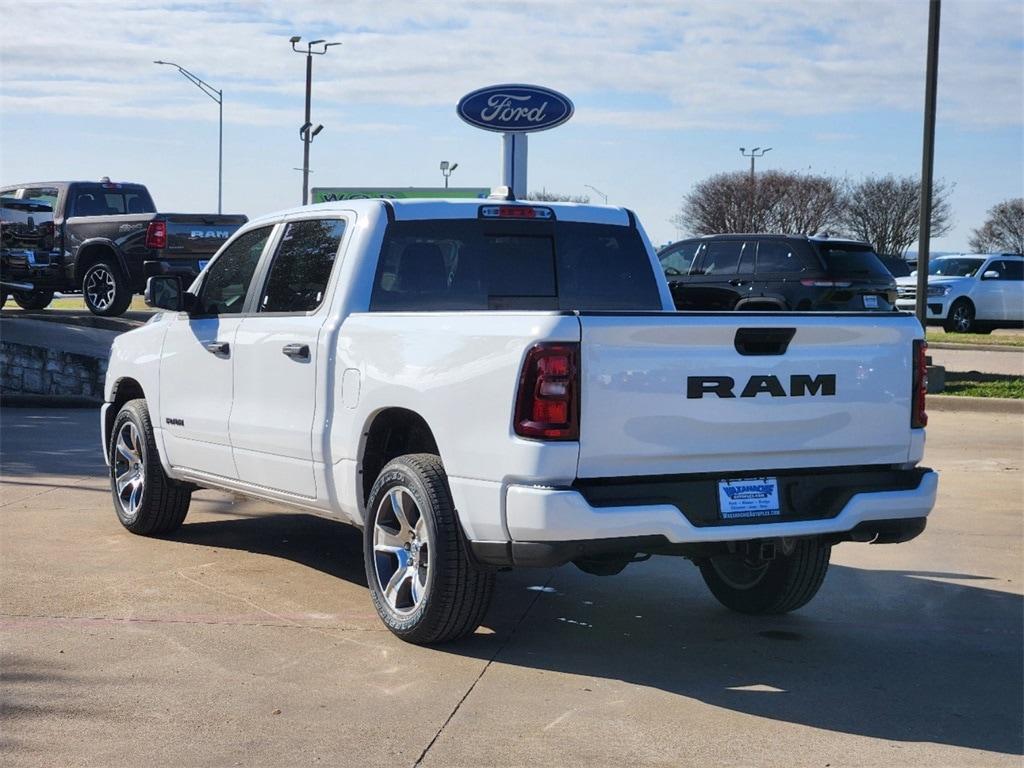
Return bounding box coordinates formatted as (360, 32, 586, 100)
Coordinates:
(927, 342, 1023, 353)
(928, 395, 1024, 415)
(1, 393, 101, 408)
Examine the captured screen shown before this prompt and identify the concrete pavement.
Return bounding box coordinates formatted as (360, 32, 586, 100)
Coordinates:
(1, 407, 1022, 767)
(929, 346, 1024, 376)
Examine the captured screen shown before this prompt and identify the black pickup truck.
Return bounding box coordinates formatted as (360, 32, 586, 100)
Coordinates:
(0, 179, 246, 315)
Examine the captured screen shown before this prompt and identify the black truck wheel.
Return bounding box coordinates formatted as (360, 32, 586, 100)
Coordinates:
(699, 539, 831, 614)
(364, 453, 495, 644)
(110, 399, 191, 535)
(12, 289, 55, 310)
(83, 261, 132, 316)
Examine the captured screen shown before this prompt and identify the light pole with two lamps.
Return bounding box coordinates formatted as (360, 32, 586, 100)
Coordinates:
(440, 161, 458, 189)
(153, 60, 223, 213)
(290, 36, 340, 205)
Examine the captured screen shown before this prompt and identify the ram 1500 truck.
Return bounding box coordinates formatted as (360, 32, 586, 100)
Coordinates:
(0, 179, 246, 315)
(101, 193, 938, 644)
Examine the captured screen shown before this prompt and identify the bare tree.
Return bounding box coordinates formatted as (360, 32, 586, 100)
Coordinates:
(672, 171, 842, 237)
(527, 189, 590, 203)
(840, 175, 953, 257)
(968, 198, 1024, 254)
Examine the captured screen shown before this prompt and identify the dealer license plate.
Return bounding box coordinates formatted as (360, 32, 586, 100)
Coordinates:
(863, 294, 879, 308)
(198, 260, 209, 271)
(718, 477, 781, 520)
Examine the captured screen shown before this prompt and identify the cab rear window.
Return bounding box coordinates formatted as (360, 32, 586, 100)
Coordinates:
(370, 219, 661, 311)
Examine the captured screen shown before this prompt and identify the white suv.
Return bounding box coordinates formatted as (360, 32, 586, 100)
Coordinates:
(896, 254, 1024, 333)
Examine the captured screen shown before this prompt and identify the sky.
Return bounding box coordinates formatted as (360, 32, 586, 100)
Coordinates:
(1, 0, 1022, 250)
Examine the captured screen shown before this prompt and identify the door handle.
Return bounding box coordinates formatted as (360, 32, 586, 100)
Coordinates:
(729, 279, 751, 287)
(282, 342, 310, 360)
(204, 341, 230, 356)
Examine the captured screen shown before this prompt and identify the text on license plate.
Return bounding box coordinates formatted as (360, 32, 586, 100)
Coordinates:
(863, 294, 879, 308)
(718, 477, 781, 519)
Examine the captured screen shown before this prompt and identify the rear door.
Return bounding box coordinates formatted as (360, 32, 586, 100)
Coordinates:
(575, 313, 921, 478)
(229, 216, 348, 497)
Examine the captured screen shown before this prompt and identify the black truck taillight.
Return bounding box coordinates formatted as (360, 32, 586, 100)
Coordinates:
(912, 339, 928, 428)
(145, 220, 167, 249)
(514, 343, 579, 440)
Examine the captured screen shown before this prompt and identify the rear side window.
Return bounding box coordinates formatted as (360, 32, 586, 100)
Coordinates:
(756, 241, 819, 273)
(370, 219, 661, 311)
(816, 243, 891, 278)
(259, 219, 346, 313)
(698, 241, 743, 275)
(70, 186, 155, 217)
(195, 227, 272, 315)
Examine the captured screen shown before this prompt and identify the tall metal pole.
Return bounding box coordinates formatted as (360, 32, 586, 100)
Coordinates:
(217, 91, 223, 214)
(302, 52, 312, 206)
(915, 0, 941, 325)
(750, 155, 755, 184)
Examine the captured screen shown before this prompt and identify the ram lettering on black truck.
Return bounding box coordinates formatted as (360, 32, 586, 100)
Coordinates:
(0, 179, 246, 316)
(101, 192, 938, 644)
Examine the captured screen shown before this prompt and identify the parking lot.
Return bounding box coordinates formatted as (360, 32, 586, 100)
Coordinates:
(1, 406, 1021, 767)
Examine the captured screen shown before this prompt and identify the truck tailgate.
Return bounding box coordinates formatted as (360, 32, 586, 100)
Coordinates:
(160, 214, 248, 256)
(577, 312, 921, 478)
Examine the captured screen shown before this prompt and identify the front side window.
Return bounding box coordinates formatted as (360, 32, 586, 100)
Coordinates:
(194, 226, 272, 315)
(659, 241, 701, 276)
(259, 218, 346, 313)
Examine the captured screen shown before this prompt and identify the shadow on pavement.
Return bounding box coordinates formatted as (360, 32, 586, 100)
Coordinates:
(0, 408, 105, 479)
(166, 511, 1023, 757)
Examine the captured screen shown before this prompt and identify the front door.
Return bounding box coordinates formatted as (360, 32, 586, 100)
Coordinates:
(683, 239, 753, 310)
(159, 225, 275, 478)
(230, 217, 347, 497)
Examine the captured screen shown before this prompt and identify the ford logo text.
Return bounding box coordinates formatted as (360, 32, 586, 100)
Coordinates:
(457, 84, 574, 133)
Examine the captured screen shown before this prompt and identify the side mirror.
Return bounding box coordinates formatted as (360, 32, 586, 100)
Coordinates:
(909, 270, 918, 277)
(145, 275, 189, 311)
(981, 270, 1000, 280)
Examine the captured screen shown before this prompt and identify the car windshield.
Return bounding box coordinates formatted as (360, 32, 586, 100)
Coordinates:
(814, 242, 891, 278)
(927, 257, 984, 277)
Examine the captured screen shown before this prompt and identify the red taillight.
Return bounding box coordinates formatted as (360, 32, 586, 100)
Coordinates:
(912, 339, 928, 428)
(514, 343, 579, 440)
(145, 220, 167, 249)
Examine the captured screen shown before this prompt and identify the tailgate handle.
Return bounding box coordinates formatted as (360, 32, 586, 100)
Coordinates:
(734, 327, 796, 356)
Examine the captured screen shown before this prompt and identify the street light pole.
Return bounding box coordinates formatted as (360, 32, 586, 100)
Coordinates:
(154, 60, 223, 213)
(290, 37, 340, 206)
(584, 184, 608, 204)
(915, 0, 941, 326)
(739, 146, 772, 183)
(440, 160, 459, 189)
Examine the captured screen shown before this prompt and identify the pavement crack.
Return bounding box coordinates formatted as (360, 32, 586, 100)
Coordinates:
(412, 572, 555, 768)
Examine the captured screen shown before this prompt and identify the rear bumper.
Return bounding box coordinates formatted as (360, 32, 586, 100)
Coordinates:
(143, 258, 208, 282)
(470, 468, 937, 567)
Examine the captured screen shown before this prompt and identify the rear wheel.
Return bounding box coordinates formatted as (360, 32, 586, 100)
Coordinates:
(83, 261, 132, 316)
(944, 298, 976, 333)
(364, 453, 494, 644)
(12, 289, 54, 310)
(110, 399, 191, 535)
(699, 539, 831, 614)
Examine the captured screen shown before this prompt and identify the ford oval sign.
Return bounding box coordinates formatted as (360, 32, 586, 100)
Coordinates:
(457, 84, 574, 133)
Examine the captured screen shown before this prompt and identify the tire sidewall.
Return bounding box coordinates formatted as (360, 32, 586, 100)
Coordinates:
(110, 403, 153, 530)
(84, 261, 130, 316)
(13, 289, 54, 310)
(363, 461, 445, 636)
(945, 299, 974, 333)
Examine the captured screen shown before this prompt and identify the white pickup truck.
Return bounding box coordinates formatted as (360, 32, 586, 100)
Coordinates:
(102, 193, 938, 644)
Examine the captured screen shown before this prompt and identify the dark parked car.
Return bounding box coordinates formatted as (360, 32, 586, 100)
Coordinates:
(657, 234, 898, 312)
(0, 179, 246, 315)
(878, 255, 912, 278)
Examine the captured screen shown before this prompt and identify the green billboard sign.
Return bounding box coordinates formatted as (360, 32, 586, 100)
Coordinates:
(312, 187, 490, 203)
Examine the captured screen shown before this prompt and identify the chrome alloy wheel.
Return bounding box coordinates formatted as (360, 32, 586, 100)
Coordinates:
(950, 303, 973, 332)
(113, 421, 146, 517)
(373, 486, 431, 615)
(84, 266, 117, 311)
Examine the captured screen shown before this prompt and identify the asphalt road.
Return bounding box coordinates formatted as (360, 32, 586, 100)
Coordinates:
(1, 408, 1021, 767)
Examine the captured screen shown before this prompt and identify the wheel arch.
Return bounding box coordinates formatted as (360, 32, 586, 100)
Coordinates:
(360, 407, 441, 507)
(104, 377, 146, 454)
(75, 240, 128, 283)
(736, 297, 787, 311)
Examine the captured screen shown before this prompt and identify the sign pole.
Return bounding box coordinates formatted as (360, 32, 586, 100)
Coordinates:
(501, 132, 528, 198)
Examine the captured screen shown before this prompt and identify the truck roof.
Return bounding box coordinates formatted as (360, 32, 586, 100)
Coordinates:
(246, 197, 634, 228)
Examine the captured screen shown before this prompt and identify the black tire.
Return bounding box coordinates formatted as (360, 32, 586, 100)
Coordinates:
(83, 260, 132, 316)
(12, 289, 54, 310)
(364, 453, 494, 644)
(109, 399, 191, 535)
(944, 298, 975, 333)
(699, 539, 831, 615)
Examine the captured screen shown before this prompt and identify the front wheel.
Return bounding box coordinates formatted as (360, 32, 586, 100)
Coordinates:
(699, 539, 831, 614)
(83, 261, 132, 316)
(364, 454, 494, 644)
(13, 289, 54, 310)
(110, 399, 191, 535)
(944, 299, 976, 333)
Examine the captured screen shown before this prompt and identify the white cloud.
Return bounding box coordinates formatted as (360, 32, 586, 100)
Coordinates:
(0, 0, 1020, 129)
